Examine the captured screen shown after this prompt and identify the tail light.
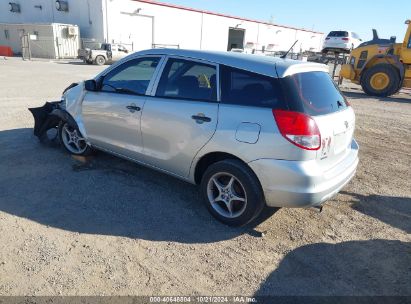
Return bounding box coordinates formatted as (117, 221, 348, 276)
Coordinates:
(273, 110, 321, 150)
(342, 38, 349, 41)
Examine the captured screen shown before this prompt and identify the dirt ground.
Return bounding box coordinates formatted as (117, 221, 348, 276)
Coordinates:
(0, 57, 410, 296)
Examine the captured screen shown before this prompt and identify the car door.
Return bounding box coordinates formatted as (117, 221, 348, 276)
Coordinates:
(82, 56, 163, 159)
(141, 57, 219, 178)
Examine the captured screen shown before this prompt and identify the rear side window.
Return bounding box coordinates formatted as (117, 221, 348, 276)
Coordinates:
(156, 58, 217, 101)
(281, 72, 348, 116)
(220, 65, 286, 109)
(327, 31, 349, 37)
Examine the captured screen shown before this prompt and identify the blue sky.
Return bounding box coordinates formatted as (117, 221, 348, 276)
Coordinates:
(157, 0, 410, 42)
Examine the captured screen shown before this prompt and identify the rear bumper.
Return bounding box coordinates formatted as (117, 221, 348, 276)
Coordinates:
(249, 139, 359, 208)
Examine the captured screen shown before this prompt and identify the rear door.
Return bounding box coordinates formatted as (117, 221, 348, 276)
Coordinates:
(282, 71, 355, 170)
(141, 57, 219, 178)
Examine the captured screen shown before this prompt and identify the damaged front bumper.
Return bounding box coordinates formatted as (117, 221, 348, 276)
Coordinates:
(29, 83, 79, 143)
(28, 101, 63, 143)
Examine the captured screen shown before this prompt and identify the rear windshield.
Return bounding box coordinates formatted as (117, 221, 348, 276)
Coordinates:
(281, 72, 348, 116)
(327, 31, 349, 37)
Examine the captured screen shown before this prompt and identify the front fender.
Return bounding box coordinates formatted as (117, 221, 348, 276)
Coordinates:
(51, 108, 77, 127)
(63, 81, 88, 139)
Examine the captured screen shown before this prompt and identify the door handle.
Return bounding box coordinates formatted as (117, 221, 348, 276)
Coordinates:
(126, 105, 141, 113)
(191, 114, 211, 124)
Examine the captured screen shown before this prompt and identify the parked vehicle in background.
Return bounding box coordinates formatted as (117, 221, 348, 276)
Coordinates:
(322, 31, 362, 53)
(31, 49, 359, 226)
(78, 43, 130, 65)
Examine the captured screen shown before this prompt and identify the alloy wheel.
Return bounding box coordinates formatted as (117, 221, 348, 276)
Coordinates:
(61, 123, 88, 154)
(206, 172, 247, 218)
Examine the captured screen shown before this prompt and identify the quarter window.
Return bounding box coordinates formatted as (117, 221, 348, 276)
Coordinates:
(220, 65, 285, 108)
(156, 58, 217, 101)
(101, 57, 161, 95)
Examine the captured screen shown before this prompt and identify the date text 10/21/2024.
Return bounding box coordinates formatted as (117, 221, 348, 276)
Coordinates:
(149, 296, 258, 303)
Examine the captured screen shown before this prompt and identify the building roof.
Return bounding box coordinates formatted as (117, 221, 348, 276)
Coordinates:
(133, 0, 323, 34)
(134, 48, 328, 78)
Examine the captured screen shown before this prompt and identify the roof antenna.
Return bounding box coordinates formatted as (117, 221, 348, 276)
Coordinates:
(281, 40, 298, 59)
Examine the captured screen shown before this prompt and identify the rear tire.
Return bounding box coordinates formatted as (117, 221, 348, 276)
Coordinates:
(95, 55, 106, 66)
(200, 159, 265, 227)
(361, 64, 400, 97)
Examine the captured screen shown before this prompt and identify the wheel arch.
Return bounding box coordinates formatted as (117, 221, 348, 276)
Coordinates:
(51, 108, 77, 127)
(51, 108, 89, 141)
(193, 151, 253, 185)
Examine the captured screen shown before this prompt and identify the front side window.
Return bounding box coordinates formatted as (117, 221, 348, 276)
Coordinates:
(220, 65, 286, 109)
(156, 58, 217, 101)
(101, 57, 161, 95)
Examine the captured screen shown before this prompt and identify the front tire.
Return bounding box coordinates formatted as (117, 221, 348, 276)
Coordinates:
(200, 159, 265, 227)
(59, 121, 92, 156)
(361, 64, 400, 97)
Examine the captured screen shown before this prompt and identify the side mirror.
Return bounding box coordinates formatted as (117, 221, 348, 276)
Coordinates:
(84, 79, 98, 91)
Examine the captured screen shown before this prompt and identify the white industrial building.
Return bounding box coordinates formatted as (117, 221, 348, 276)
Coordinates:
(0, 0, 324, 56)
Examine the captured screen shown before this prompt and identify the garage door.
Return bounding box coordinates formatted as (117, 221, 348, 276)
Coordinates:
(128, 15, 153, 52)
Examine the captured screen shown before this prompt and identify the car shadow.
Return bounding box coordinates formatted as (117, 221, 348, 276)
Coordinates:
(341, 191, 411, 234)
(0, 128, 272, 244)
(53, 61, 91, 65)
(254, 239, 411, 297)
(342, 90, 411, 104)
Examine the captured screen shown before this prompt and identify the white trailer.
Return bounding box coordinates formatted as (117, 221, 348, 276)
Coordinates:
(0, 22, 80, 59)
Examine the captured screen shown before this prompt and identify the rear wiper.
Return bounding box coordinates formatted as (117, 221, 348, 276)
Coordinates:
(337, 100, 344, 107)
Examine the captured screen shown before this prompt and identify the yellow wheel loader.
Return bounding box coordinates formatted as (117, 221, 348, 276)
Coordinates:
(340, 20, 411, 97)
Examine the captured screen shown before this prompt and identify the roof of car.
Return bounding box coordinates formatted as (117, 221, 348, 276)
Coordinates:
(133, 48, 329, 78)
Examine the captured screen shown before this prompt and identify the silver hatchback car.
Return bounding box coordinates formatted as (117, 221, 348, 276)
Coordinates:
(36, 49, 359, 226)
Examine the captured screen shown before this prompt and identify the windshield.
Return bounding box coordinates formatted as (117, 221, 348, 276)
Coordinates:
(281, 72, 349, 116)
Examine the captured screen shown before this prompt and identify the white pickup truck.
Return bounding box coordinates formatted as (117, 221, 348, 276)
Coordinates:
(78, 43, 130, 65)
